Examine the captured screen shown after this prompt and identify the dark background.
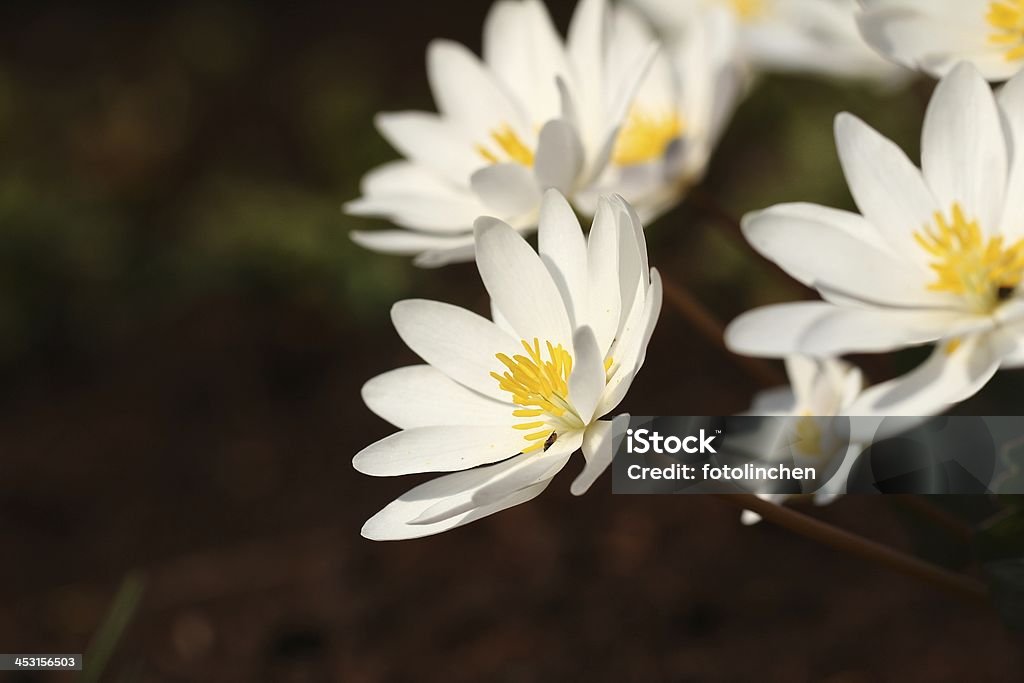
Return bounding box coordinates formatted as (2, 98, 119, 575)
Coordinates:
(0, 1, 1022, 680)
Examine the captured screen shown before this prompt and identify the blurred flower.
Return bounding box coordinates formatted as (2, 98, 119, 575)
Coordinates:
(741, 355, 863, 523)
(579, 4, 745, 221)
(346, 0, 657, 267)
(631, 0, 908, 84)
(740, 355, 948, 522)
(726, 64, 1024, 413)
(857, 0, 1024, 81)
(355, 191, 662, 540)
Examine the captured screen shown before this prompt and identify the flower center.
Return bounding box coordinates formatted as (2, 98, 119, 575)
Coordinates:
(723, 0, 766, 21)
(913, 203, 1024, 313)
(792, 413, 824, 458)
(491, 338, 613, 454)
(612, 107, 684, 166)
(475, 124, 534, 166)
(988, 1, 1024, 60)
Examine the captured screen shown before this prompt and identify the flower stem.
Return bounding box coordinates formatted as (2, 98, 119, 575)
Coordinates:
(660, 275, 786, 388)
(892, 495, 974, 544)
(717, 493, 989, 604)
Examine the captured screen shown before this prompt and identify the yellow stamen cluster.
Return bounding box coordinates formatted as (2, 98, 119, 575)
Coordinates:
(612, 108, 684, 166)
(726, 0, 766, 21)
(913, 203, 1024, 312)
(792, 413, 823, 458)
(988, 1, 1024, 61)
(476, 124, 534, 166)
(492, 339, 581, 454)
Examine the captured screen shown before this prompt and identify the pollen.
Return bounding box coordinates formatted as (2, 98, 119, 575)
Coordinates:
(987, 1, 1024, 61)
(475, 124, 534, 166)
(913, 203, 1024, 312)
(612, 107, 684, 166)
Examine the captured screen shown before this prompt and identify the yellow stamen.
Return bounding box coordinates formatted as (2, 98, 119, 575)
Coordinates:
(492, 338, 606, 454)
(945, 338, 962, 355)
(475, 124, 534, 166)
(725, 0, 766, 21)
(793, 413, 823, 458)
(913, 203, 1024, 313)
(612, 107, 684, 166)
(988, 1, 1024, 61)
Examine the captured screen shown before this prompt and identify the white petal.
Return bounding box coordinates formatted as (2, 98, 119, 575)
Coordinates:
(999, 69, 1024, 239)
(566, 0, 609, 143)
(613, 196, 644, 333)
(534, 119, 585, 195)
(470, 163, 542, 217)
(374, 112, 481, 183)
(799, 307, 989, 356)
(597, 268, 662, 416)
(469, 431, 584, 508)
(846, 333, 1008, 416)
(346, 190, 484, 233)
(538, 189, 588, 326)
(922, 63, 1007, 233)
(725, 302, 976, 357)
(784, 355, 820, 409)
(741, 203, 941, 308)
(586, 197, 622, 354)
(391, 299, 519, 398)
(569, 326, 606, 425)
(350, 229, 475, 261)
(362, 365, 512, 429)
(427, 40, 527, 137)
(834, 113, 939, 267)
(484, 1, 532, 101)
(361, 465, 550, 541)
(571, 416, 623, 496)
(353, 425, 526, 476)
(474, 217, 574, 350)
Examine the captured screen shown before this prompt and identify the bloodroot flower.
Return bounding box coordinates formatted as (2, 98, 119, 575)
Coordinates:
(633, 0, 907, 83)
(726, 63, 1024, 414)
(354, 190, 661, 540)
(858, 0, 1024, 81)
(346, 0, 657, 266)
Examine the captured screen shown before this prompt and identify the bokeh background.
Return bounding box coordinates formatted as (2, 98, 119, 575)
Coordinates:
(1, 1, 1023, 681)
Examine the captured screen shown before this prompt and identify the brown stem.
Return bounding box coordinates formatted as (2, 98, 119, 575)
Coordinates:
(717, 493, 989, 604)
(892, 496, 974, 544)
(660, 275, 786, 388)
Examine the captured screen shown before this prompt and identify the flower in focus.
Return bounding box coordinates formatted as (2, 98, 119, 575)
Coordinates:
(346, 0, 657, 266)
(726, 63, 1024, 412)
(579, 4, 745, 221)
(857, 0, 1024, 81)
(631, 0, 908, 83)
(354, 190, 662, 540)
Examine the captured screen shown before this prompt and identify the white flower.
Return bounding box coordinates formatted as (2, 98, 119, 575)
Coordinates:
(741, 355, 864, 523)
(632, 0, 908, 83)
(725, 63, 1024, 412)
(742, 353, 955, 522)
(346, 0, 657, 267)
(578, 4, 745, 221)
(354, 190, 662, 540)
(857, 0, 1024, 81)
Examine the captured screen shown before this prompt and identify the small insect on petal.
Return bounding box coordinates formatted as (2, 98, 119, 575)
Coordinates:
(544, 432, 558, 452)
